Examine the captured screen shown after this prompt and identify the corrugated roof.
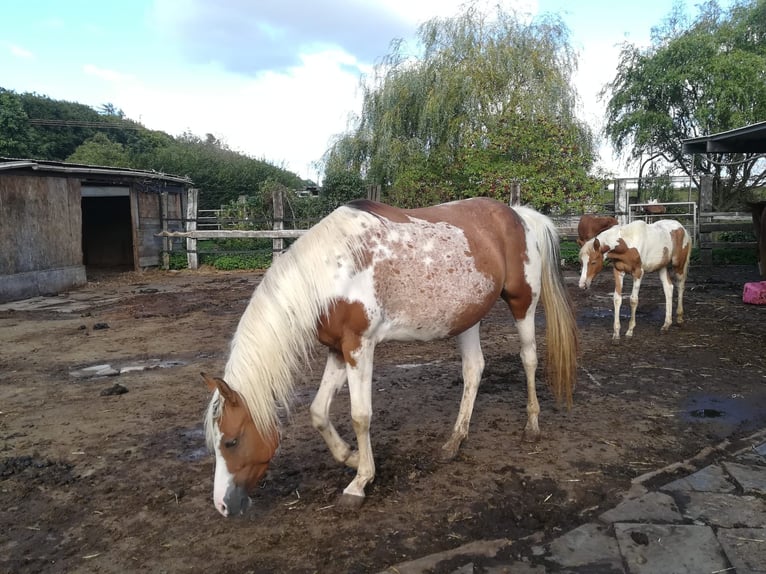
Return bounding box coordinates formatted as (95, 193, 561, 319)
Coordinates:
(682, 121, 766, 154)
(0, 157, 193, 185)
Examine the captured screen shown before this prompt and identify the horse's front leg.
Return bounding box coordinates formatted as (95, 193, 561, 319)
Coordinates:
(310, 351, 358, 469)
(612, 269, 625, 344)
(625, 272, 643, 338)
(658, 267, 674, 332)
(338, 339, 376, 509)
(442, 323, 484, 460)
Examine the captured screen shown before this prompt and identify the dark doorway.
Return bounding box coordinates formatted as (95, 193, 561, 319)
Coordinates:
(81, 196, 134, 269)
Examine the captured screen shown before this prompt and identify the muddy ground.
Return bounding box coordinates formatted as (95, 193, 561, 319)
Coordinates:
(1, 262, 765, 574)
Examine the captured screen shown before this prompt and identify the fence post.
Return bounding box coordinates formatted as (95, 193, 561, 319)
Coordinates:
(367, 184, 381, 202)
(699, 175, 713, 266)
(615, 178, 629, 225)
(508, 181, 521, 206)
(160, 191, 170, 270)
(186, 188, 199, 270)
(273, 188, 284, 258)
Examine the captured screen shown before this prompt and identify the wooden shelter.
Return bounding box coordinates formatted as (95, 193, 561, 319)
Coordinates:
(0, 158, 193, 303)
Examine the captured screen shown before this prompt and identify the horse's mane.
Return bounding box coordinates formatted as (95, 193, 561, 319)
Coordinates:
(206, 205, 375, 438)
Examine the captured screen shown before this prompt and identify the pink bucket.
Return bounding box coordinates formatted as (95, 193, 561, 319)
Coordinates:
(743, 281, 766, 305)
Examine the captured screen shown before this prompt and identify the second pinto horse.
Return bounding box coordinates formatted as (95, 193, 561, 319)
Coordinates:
(579, 219, 691, 343)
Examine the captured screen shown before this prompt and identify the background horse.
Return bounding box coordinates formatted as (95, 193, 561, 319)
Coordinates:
(577, 214, 618, 246)
(578, 219, 691, 343)
(749, 201, 766, 278)
(203, 197, 579, 516)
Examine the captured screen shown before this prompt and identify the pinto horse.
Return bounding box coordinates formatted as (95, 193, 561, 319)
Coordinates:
(202, 197, 579, 516)
(750, 201, 766, 278)
(577, 214, 618, 246)
(578, 219, 691, 343)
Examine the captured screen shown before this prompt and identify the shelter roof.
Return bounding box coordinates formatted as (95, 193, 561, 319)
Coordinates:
(682, 121, 766, 154)
(0, 157, 193, 186)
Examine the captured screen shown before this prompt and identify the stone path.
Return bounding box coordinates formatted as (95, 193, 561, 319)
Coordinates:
(383, 430, 766, 574)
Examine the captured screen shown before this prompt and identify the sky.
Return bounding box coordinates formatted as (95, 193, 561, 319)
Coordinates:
(0, 0, 719, 182)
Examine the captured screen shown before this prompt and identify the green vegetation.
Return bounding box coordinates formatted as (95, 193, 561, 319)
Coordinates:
(324, 6, 602, 212)
(604, 0, 766, 210)
(0, 88, 307, 209)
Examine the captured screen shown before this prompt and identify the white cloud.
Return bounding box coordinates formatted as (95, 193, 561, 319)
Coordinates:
(83, 64, 136, 83)
(10, 44, 34, 59)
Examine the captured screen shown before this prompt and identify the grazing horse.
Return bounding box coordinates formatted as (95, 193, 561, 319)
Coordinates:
(578, 219, 691, 343)
(202, 197, 579, 516)
(577, 214, 618, 246)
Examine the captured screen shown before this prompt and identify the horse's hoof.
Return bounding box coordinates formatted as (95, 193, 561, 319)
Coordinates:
(440, 440, 460, 462)
(522, 429, 541, 443)
(336, 493, 365, 511)
(611, 338, 621, 346)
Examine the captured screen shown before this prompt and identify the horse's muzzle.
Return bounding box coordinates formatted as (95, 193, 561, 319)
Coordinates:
(220, 484, 251, 517)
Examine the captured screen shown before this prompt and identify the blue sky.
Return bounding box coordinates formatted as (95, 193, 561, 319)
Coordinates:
(0, 0, 729, 181)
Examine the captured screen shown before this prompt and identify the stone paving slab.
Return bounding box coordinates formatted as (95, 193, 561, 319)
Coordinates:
(660, 463, 736, 493)
(546, 523, 623, 571)
(679, 492, 766, 528)
(724, 461, 766, 495)
(614, 523, 729, 574)
(716, 527, 766, 574)
(599, 491, 683, 525)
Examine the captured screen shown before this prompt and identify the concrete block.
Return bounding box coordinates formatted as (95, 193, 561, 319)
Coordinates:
(547, 523, 623, 571)
(723, 461, 766, 495)
(716, 527, 766, 574)
(679, 492, 766, 528)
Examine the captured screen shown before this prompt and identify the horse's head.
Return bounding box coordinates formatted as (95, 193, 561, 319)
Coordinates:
(578, 238, 607, 289)
(202, 373, 279, 517)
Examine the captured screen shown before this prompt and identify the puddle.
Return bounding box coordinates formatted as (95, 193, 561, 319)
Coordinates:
(681, 393, 765, 435)
(178, 427, 208, 462)
(70, 358, 188, 379)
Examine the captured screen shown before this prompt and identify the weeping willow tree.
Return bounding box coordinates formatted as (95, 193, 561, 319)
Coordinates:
(324, 4, 600, 211)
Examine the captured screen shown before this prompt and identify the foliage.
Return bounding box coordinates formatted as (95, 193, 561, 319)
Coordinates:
(0, 87, 306, 210)
(324, 3, 598, 211)
(603, 0, 766, 210)
(67, 132, 132, 167)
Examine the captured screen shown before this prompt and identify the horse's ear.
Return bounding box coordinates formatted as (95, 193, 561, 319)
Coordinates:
(592, 238, 600, 251)
(201, 372, 239, 405)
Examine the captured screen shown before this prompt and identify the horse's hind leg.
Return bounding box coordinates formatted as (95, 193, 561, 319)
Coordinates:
(310, 351, 358, 469)
(658, 267, 674, 332)
(442, 323, 484, 461)
(674, 266, 687, 325)
(515, 311, 541, 441)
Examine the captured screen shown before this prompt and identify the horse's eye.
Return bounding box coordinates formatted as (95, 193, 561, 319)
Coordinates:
(224, 438, 239, 449)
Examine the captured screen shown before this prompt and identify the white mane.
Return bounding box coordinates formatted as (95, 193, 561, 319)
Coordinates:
(207, 205, 377, 437)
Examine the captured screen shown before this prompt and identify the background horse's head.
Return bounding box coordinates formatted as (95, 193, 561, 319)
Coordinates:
(578, 238, 608, 289)
(202, 373, 279, 517)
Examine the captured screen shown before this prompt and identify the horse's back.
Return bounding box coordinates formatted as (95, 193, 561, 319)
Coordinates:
(344, 198, 532, 340)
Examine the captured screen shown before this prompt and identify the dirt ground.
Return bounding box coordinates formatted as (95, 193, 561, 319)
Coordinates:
(1, 262, 765, 574)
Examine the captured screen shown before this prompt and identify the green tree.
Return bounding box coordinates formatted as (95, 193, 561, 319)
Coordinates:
(603, 0, 766, 209)
(0, 89, 32, 157)
(67, 132, 131, 166)
(325, 3, 598, 210)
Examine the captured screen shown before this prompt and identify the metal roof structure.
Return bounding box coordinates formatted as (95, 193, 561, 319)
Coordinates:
(682, 121, 766, 154)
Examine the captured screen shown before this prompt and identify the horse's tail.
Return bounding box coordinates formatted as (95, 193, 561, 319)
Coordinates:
(516, 207, 580, 407)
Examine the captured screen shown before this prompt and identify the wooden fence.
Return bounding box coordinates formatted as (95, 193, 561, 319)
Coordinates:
(160, 181, 758, 270)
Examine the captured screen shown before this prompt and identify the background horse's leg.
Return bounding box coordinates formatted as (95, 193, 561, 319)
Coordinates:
(612, 269, 625, 343)
(310, 351, 357, 468)
(625, 273, 643, 338)
(657, 267, 674, 331)
(675, 267, 687, 325)
(441, 323, 484, 461)
(338, 339, 376, 508)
